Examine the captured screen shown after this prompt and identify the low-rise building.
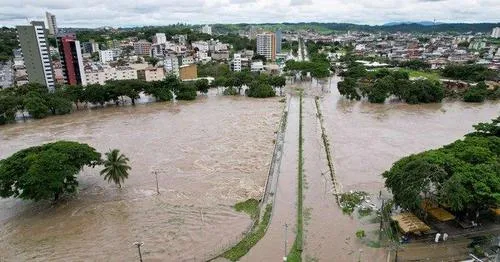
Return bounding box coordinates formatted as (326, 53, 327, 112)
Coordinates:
(211, 51, 230, 61)
(179, 64, 197, 80)
(84, 65, 137, 85)
(251, 61, 264, 72)
(137, 67, 165, 82)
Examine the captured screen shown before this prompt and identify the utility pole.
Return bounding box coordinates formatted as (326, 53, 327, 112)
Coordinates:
(284, 223, 288, 261)
(133, 242, 144, 262)
(153, 170, 160, 195)
(379, 199, 385, 242)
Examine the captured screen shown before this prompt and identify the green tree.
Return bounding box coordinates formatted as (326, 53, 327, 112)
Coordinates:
(100, 149, 131, 188)
(464, 82, 488, 103)
(338, 77, 361, 100)
(24, 95, 50, 119)
(383, 117, 500, 217)
(83, 84, 111, 106)
(247, 81, 275, 98)
(0, 141, 101, 201)
(194, 79, 210, 94)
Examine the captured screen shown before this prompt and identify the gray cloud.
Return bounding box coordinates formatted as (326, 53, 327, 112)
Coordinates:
(290, 0, 313, 6)
(0, 0, 498, 27)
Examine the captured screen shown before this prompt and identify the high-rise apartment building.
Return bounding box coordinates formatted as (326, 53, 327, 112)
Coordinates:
(256, 32, 276, 61)
(232, 53, 242, 72)
(16, 21, 55, 89)
(45, 12, 58, 36)
(275, 29, 282, 53)
(57, 33, 86, 86)
(134, 40, 152, 56)
(202, 25, 212, 35)
(153, 33, 167, 44)
(492, 27, 500, 38)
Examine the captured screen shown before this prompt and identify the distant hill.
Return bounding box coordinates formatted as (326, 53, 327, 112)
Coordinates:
(383, 21, 444, 26)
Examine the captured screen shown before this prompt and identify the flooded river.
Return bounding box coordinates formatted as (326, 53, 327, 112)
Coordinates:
(0, 78, 498, 261)
(322, 76, 500, 193)
(0, 92, 282, 261)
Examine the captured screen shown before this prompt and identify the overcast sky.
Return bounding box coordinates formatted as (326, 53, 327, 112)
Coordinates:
(1, 0, 499, 28)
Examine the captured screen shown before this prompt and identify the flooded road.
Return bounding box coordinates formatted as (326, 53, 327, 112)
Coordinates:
(0, 92, 282, 261)
(242, 95, 299, 262)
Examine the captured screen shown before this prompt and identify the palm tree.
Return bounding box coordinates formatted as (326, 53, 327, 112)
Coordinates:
(100, 149, 131, 188)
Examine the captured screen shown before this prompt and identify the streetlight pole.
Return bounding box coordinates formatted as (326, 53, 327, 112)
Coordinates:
(133, 241, 144, 262)
(153, 170, 160, 195)
(284, 223, 288, 261)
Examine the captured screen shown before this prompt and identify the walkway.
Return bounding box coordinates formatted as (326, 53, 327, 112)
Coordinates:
(241, 96, 300, 261)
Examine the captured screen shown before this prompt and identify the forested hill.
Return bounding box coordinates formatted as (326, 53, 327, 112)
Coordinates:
(242, 22, 500, 34)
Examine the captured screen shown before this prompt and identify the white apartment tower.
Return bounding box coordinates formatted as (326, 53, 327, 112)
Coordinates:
(202, 25, 212, 35)
(492, 27, 500, 38)
(232, 53, 242, 72)
(154, 33, 167, 44)
(45, 12, 58, 36)
(256, 33, 276, 61)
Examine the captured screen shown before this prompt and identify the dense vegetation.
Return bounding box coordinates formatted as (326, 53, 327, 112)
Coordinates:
(383, 117, 500, 217)
(0, 141, 102, 201)
(0, 76, 202, 125)
(338, 66, 444, 104)
(0, 27, 17, 62)
(284, 40, 331, 79)
(441, 64, 498, 82)
(207, 67, 285, 98)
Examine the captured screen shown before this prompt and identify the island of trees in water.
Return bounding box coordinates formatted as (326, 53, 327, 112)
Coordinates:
(337, 57, 500, 104)
(383, 117, 499, 218)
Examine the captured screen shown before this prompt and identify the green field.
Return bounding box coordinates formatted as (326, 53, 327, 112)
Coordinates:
(404, 69, 441, 81)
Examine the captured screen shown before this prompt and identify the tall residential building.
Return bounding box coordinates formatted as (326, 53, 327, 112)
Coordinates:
(57, 33, 86, 86)
(153, 33, 167, 44)
(164, 55, 180, 76)
(232, 53, 242, 72)
(99, 50, 115, 63)
(256, 32, 276, 61)
(492, 27, 500, 38)
(90, 39, 99, 53)
(45, 12, 58, 36)
(16, 21, 55, 89)
(134, 40, 152, 56)
(201, 25, 212, 35)
(275, 29, 282, 53)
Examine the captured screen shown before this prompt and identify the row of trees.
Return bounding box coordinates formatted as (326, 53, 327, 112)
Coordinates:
(0, 76, 205, 125)
(338, 66, 445, 104)
(284, 41, 331, 79)
(383, 117, 500, 218)
(214, 71, 286, 98)
(441, 64, 499, 82)
(0, 141, 132, 202)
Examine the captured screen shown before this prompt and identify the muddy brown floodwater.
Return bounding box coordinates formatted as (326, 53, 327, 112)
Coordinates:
(322, 76, 499, 193)
(0, 92, 282, 261)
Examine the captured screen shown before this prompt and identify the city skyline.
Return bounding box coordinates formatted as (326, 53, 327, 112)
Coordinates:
(1, 0, 500, 28)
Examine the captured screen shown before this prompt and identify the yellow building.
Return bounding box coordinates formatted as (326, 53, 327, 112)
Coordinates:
(179, 64, 197, 81)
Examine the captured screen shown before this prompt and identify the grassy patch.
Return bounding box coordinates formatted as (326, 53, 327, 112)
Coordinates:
(358, 206, 373, 217)
(287, 92, 304, 262)
(222, 204, 272, 261)
(234, 198, 260, 220)
(404, 69, 441, 81)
